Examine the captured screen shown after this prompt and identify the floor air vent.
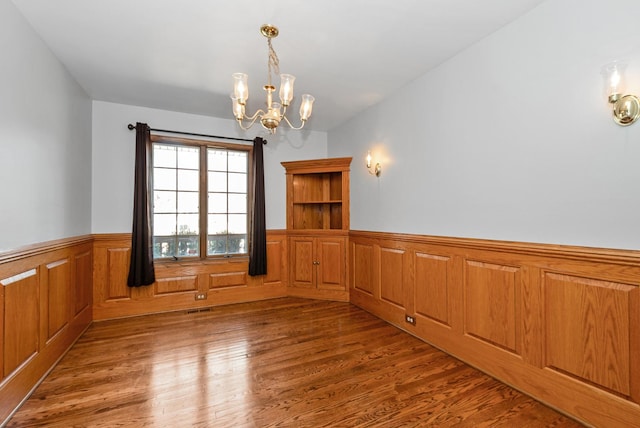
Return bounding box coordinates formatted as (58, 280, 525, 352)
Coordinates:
(186, 308, 212, 314)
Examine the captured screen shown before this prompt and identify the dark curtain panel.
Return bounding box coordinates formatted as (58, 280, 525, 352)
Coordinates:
(127, 122, 156, 287)
(249, 137, 267, 276)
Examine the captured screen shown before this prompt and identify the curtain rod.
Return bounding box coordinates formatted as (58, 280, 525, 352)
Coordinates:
(126, 123, 263, 144)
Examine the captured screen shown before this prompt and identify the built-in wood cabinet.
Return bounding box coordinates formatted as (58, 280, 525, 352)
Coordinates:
(282, 158, 351, 301)
(289, 235, 347, 294)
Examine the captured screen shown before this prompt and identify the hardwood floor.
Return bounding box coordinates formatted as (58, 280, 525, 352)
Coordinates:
(7, 298, 582, 427)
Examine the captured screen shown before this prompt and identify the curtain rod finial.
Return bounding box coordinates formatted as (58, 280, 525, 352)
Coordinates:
(127, 123, 136, 130)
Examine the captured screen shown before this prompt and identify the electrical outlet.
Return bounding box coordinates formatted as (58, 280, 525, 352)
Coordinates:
(195, 293, 207, 301)
(405, 314, 416, 325)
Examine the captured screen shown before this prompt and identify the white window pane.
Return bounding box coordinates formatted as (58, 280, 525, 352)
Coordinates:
(208, 171, 227, 192)
(228, 152, 248, 173)
(177, 236, 199, 257)
(208, 149, 227, 171)
(208, 214, 227, 234)
(208, 193, 227, 213)
(154, 214, 176, 236)
(228, 214, 246, 234)
(228, 172, 247, 193)
(178, 169, 199, 191)
(228, 194, 246, 213)
(228, 173, 247, 193)
(178, 191, 199, 213)
(154, 168, 176, 191)
(154, 191, 176, 213)
(177, 214, 199, 235)
(153, 145, 176, 168)
(177, 146, 199, 169)
(207, 236, 227, 255)
(153, 236, 177, 258)
(228, 235, 247, 254)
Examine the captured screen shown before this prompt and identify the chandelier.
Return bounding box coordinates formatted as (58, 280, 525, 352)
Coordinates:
(231, 25, 315, 134)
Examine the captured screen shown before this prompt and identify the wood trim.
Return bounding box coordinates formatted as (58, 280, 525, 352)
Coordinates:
(350, 230, 640, 266)
(281, 157, 352, 174)
(0, 235, 93, 264)
(349, 230, 640, 427)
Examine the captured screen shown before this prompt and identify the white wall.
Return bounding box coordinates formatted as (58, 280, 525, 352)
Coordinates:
(329, 0, 640, 250)
(92, 101, 328, 233)
(0, 0, 92, 253)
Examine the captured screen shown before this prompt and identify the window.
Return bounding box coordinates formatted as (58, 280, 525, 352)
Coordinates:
(150, 136, 251, 260)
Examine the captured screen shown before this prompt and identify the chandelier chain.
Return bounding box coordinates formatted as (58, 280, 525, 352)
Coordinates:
(267, 38, 280, 87)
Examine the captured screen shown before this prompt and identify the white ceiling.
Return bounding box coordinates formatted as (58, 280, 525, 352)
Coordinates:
(12, 0, 546, 132)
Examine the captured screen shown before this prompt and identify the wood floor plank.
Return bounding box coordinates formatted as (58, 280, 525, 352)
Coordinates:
(7, 298, 583, 427)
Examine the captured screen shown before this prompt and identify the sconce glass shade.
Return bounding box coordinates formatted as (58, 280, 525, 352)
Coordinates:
(232, 73, 249, 104)
(299, 94, 315, 121)
(366, 150, 381, 177)
(602, 62, 626, 101)
(602, 61, 640, 126)
(279, 74, 295, 106)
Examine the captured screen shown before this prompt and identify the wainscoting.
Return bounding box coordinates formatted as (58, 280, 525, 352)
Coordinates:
(93, 231, 288, 320)
(0, 236, 93, 424)
(349, 230, 640, 427)
(2, 230, 640, 426)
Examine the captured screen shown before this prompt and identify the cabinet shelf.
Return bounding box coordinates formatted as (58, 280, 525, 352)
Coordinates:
(282, 157, 351, 232)
(293, 200, 342, 204)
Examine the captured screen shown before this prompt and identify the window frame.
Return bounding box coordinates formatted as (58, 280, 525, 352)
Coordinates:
(149, 134, 253, 262)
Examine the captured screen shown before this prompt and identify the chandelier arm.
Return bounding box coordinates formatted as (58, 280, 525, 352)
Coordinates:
(281, 114, 307, 130)
(236, 109, 265, 130)
(244, 109, 264, 122)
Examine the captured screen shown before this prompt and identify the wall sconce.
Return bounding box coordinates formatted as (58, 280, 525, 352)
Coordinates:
(602, 62, 640, 126)
(366, 151, 381, 177)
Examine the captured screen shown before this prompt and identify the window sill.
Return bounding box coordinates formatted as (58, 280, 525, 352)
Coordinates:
(154, 256, 249, 267)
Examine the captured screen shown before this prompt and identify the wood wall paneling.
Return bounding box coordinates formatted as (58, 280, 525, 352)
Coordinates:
(92, 232, 288, 320)
(74, 251, 92, 315)
(264, 239, 284, 286)
(4, 230, 639, 427)
(0, 237, 93, 426)
(0, 279, 3, 381)
(45, 259, 70, 341)
(2, 269, 39, 377)
(544, 272, 637, 398)
(155, 275, 198, 295)
(349, 230, 640, 427)
(352, 242, 374, 296)
(209, 271, 247, 289)
(106, 248, 131, 300)
(414, 251, 451, 326)
(380, 247, 405, 307)
(464, 260, 521, 355)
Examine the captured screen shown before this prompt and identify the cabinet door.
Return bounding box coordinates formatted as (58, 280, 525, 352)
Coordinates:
(317, 237, 346, 290)
(290, 237, 315, 288)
